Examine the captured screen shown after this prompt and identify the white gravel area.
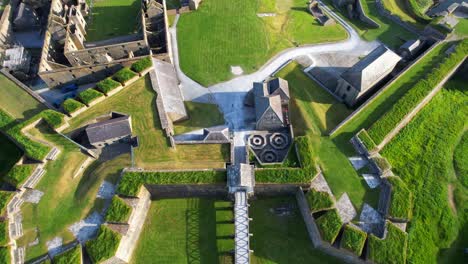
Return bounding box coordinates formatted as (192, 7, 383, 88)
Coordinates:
(22, 189, 44, 204)
(310, 173, 333, 196)
(336, 193, 356, 223)
(68, 211, 104, 242)
(46, 236, 63, 257)
(231, 66, 244, 75)
(96, 181, 116, 199)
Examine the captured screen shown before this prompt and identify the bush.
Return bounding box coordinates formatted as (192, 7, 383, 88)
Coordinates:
(4, 164, 36, 188)
(106, 196, 132, 223)
(0, 247, 10, 264)
(40, 110, 67, 129)
(0, 222, 8, 246)
(315, 209, 343, 244)
(368, 221, 408, 264)
(357, 129, 377, 152)
(0, 191, 14, 216)
(62, 99, 85, 114)
(53, 244, 81, 264)
(306, 189, 334, 212)
(96, 78, 121, 94)
(368, 40, 468, 144)
(131, 57, 152, 73)
(113, 68, 137, 84)
(340, 224, 367, 256)
(78, 89, 104, 105)
(386, 176, 413, 220)
(372, 156, 391, 172)
(85, 226, 121, 263)
(118, 170, 226, 196)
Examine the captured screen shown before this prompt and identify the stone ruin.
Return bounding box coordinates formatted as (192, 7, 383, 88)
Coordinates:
(308, 0, 335, 26)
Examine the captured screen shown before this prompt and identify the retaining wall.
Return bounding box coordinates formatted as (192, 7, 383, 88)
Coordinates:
(145, 184, 228, 199)
(355, 0, 380, 28)
(374, 0, 422, 35)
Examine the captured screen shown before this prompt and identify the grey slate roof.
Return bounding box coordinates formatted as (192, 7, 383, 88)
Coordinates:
(267, 78, 290, 99)
(400, 39, 421, 52)
(14, 3, 39, 27)
(203, 125, 230, 141)
(86, 115, 131, 144)
(341, 45, 401, 92)
(255, 95, 283, 123)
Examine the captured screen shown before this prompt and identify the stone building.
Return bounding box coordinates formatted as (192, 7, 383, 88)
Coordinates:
(85, 113, 132, 148)
(335, 45, 401, 106)
(13, 2, 41, 31)
(2, 46, 31, 72)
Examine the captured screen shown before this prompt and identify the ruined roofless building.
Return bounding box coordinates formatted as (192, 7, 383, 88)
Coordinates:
(335, 45, 401, 106)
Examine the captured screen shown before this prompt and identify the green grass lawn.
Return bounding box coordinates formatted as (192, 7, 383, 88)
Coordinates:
(276, 63, 378, 210)
(131, 199, 234, 264)
(250, 197, 341, 263)
(173, 102, 225, 135)
(455, 18, 468, 37)
(0, 74, 45, 121)
(0, 133, 22, 178)
(177, 0, 347, 86)
(322, 0, 416, 49)
(382, 0, 427, 29)
(85, 0, 141, 41)
(381, 73, 468, 264)
(65, 77, 229, 169)
(19, 123, 131, 261)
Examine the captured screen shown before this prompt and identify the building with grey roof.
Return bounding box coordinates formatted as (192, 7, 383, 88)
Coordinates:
(202, 125, 230, 142)
(13, 2, 40, 31)
(85, 113, 132, 148)
(335, 45, 401, 106)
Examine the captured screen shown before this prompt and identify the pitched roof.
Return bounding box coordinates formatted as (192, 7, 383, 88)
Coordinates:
(255, 95, 283, 123)
(267, 78, 290, 99)
(86, 115, 131, 144)
(203, 125, 230, 141)
(340, 45, 401, 92)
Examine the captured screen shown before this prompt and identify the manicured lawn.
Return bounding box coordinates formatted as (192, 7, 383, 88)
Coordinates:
(0, 133, 22, 178)
(322, 0, 415, 48)
(177, 0, 347, 85)
(455, 17, 468, 37)
(86, 0, 141, 41)
(131, 199, 234, 264)
(0, 74, 45, 121)
(173, 102, 225, 135)
(276, 63, 378, 210)
(382, 0, 426, 29)
(65, 77, 229, 169)
(19, 123, 131, 261)
(381, 74, 468, 264)
(250, 197, 341, 263)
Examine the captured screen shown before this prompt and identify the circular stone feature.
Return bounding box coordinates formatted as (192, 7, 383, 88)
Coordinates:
(262, 150, 277, 163)
(270, 133, 289, 150)
(249, 134, 266, 149)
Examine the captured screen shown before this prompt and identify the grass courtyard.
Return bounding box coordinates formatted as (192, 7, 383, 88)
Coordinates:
(173, 102, 225, 135)
(381, 73, 468, 264)
(65, 77, 229, 169)
(131, 199, 235, 264)
(177, 0, 347, 85)
(85, 0, 141, 41)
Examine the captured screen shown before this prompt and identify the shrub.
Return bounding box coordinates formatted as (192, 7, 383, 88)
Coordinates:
(62, 99, 85, 114)
(53, 244, 81, 264)
(113, 68, 137, 84)
(315, 209, 343, 244)
(340, 224, 367, 256)
(306, 189, 334, 212)
(0, 247, 10, 264)
(4, 164, 36, 188)
(85, 225, 121, 263)
(372, 156, 391, 172)
(0, 191, 13, 216)
(368, 221, 408, 264)
(96, 78, 121, 94)
(0, 109, 14, 129)
(368, 40, 468, 144)
(386, 176, 413, 220)
(78, 89, 104, 105)
(357, 129, 377, 152)
(105, 196, 132, 223)
(117, 170, 226, 196)
(7, 124, 51, 161)
(131, 57, 152, 73)
(0, 222, 8, 246)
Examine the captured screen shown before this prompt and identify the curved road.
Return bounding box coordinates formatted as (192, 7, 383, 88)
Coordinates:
(169, 1, 379, 130)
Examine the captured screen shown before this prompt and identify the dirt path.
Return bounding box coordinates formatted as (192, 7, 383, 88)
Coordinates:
(447, 184, 457, 214)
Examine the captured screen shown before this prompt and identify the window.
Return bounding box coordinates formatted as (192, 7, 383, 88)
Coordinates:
(346, 85, 351, 91)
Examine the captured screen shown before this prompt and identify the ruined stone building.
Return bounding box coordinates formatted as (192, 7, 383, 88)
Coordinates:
(37, 0, 170, 87)
(335, 45, 401, 106)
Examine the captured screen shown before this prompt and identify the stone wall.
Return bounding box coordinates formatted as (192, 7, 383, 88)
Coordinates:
(0, 4, 12, 52)
(145, 184, 228, 199)
(254, 183, 310, 197)
(374, 0, 422, 35)
(355, 0, 379, 28)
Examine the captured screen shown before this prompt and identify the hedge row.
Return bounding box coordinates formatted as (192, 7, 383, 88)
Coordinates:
(0, 247, 10, 264)
(96, 78, 121, 95)
(131, 56, 152, 73)
(0, 109, 14, 129)
(0, 191, 13, 216)
(52, 244, 81, 264)
(0, 222, 7, 246)
(255, 136, 317, 184)
(368, 221, 408, 264)
(78, 89, 104, 105)
(306, 189, 334, 213)
(4, 164, 36, 188)
(117, 170, 226, 196)
(85, 225, 121, 264)
(62, 99, 85, 115)
(356, 129, 377, 152)
(340, 224, 367, 256)
(105, 196, 132, 223)
(315, 209, 343, 244)
(372, 156, 391, 172)
(386, 176, 413, 220)
(6, 110, 66, 160)
(113, 68, 137, 84)
(368, 40, 468, 144)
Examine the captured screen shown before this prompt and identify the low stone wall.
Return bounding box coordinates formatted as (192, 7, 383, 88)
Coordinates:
(254, 183, 310, 197)
(355, 0, 379, 28)
(374, 0, 422, 35)
(145, 184, 228, 199)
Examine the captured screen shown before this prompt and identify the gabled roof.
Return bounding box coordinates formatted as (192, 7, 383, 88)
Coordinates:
(86, 115, 131, 144)
(340, 45, 401, 92)
(267, 78, 290, 99)
(255, 95, 283, 123)
(253, 82, 268, 98)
